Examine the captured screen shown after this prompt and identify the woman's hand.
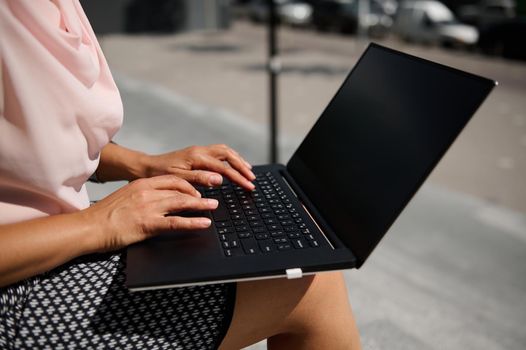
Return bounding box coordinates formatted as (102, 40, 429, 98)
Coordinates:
(142, 144, 256, 190)
(84, 175, 218, 252)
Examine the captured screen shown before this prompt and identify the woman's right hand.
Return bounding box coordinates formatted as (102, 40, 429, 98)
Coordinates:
(84, 175, 218, 252)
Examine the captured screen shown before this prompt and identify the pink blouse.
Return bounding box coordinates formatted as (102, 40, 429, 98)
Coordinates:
(0, 0, 123, 224)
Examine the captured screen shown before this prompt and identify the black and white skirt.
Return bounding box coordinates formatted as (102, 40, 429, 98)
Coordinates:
(0, 252, 236, 349)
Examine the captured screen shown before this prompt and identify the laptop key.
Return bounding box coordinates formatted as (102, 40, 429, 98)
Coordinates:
(270, 230, 285, 237)
(212, 206, 229, 222)
(233, 220, 246, 226)
(238, 232, 252, 239)
(274, 237, 288, 244)
(310, 240, 320, 248)
(235, 225, 249, 232)
(287, 232, 301, 239)
(224, 248, 243, 257)
(267, 224, 280, 231)
(216, 221, 232, 228)
(258, 240, 274, 253)
(241, 239, 259, 255)
(255, 233, 270, 240)
(249, 220, 263, 227)
(217, 227, 235, 234)
(292, 238, 307, 249)
(277, 244, 292, 251)
(253, 227, 266, 233)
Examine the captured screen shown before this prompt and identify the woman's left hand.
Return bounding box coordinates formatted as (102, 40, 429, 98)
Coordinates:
(142, 144, 256, 190)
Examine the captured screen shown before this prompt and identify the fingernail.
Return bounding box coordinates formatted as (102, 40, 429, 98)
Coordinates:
(245, 161, 253, 169)
(198, 218, 211, 227)
(249, 171, 256, 180)
(207, 198, 219, 208)
(195, 190, 202, 198)
(210, 174, 223, 186)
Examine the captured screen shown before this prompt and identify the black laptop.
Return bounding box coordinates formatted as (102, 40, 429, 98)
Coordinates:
(126, 43, 496, 291)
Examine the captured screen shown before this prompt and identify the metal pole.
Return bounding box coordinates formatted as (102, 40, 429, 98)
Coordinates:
(268, 0, 279, 163)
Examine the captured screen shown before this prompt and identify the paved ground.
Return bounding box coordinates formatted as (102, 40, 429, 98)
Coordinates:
(87, 75, 526, 350)
(99, 20, 526, 214)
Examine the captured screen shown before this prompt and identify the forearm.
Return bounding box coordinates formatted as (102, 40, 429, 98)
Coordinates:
(95, 142, 149, 182)
(0, 211, 101, 287)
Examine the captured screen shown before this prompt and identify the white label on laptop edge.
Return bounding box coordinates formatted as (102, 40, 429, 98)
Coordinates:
(286, 268, 303, 279)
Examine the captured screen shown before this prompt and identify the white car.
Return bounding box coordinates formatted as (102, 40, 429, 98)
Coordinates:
(393, 1, 479, 47)
(248, 0, 312, 27)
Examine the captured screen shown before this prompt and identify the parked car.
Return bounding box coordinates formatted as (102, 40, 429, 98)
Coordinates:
(457, 0, 516, 28)
(247, 0, 313, 27)
(280, 1, 314, 26)
(393, 0, 479, 47)
(478, 16, 526, 60)
(311, 0, 394, 37)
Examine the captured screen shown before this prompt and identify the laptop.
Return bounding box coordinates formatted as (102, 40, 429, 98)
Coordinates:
(126, 43, 496, 291)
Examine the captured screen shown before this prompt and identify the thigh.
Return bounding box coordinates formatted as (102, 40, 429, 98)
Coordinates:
(3, 253, 233, 350)
(219, 272, 358, 350)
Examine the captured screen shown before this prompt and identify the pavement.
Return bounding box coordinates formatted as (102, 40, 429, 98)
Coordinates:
(87, 73, 526, 350)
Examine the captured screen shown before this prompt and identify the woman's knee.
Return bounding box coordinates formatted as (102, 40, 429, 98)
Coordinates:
(220, 272, 358, 349)
(276, 272, 361, 349)
(282, 272, 352, 332)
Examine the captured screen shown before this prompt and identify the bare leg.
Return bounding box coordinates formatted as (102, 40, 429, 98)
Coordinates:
(219, 272, 361, 350)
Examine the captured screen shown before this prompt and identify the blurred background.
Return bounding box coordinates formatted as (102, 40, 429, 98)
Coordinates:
(84, 1, 526, 349)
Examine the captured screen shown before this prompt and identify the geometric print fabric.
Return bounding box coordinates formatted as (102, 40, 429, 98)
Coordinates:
(0, 253, 235, 350)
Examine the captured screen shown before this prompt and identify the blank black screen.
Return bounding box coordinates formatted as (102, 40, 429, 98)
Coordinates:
(287, 44, 494, 266)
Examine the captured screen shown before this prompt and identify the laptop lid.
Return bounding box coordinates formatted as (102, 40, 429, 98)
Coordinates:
(287, 43, 496, 267)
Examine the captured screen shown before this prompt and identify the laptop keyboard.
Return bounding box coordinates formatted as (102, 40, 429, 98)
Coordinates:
(202, 172, 322, 257)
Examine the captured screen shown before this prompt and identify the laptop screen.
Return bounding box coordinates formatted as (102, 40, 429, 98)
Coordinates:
(287, 44, 495, 266)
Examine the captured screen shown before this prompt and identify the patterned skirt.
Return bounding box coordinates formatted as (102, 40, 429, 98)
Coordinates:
(0, 252, 236, 350)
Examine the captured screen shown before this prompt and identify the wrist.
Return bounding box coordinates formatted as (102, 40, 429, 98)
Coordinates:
(77, 205, 122, 254)
(127, 151, 152, 179)
(98, 143, 151, 182)
(73, 209, 106, 254)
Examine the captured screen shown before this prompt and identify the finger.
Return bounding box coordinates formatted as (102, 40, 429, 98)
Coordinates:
(211, 146, 256, 181)
(199, 156, 255, 190)
(157, 193, 219, 214)
(169, 168, 223, 187)
(141, 175, 201, 197)
(159, 216, 212, 231)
